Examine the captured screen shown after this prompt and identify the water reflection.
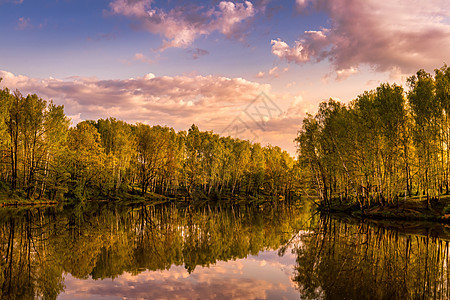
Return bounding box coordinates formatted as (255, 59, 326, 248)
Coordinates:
(2, 202, 450, 299)
(0, 202, 308, 299)
(293, 216, 450, 299)
(60, 251, 298, 299)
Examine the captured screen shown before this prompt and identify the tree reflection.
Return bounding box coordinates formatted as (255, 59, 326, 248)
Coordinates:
(0, 209, 65, 299)
(0, 202, 307, 299)
(293, 216, 450, 299)
(5, 203, 450, 300)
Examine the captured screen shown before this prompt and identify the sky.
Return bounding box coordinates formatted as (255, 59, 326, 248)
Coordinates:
(1, 0, 450, 155)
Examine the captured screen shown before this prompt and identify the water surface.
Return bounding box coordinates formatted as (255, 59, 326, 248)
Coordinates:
(0, 202, 449, 299)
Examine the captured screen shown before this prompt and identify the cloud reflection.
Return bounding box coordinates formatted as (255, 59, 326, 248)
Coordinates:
(59, 250, 298, 300)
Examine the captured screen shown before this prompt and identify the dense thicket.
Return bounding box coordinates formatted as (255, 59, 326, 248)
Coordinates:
(296, 65, 450, 209)
(0, 80, 299, 202)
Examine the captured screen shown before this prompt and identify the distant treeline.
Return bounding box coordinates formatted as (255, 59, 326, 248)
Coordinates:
(296, 65, 450, 209)
(0, 80, 300, 202)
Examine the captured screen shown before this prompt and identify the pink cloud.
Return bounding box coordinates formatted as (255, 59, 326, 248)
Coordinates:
(271, 39, 309, 64)
(109, 0, 152, 18)
(60, 255, 296, 300)
(271, 30, 328, 64)
(214, 1, 255, 40)
(335, 67, 359, 81)
(134, 53, 153, 64)
(275, 0, 450, 77)
(109, 0, 260, 50)
(255, 66, 289, 79)
(16, 17, 32, 30)
(0, 70, 269, 128)
(0, 70, 306, 155)
(255, 71, 265, 78)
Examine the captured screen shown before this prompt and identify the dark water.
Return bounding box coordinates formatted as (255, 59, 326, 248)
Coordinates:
(0, 201, 449, 299)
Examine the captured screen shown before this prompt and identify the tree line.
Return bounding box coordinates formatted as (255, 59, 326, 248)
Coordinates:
(0, 80, 300, 202)
(296, 64, 450, 209)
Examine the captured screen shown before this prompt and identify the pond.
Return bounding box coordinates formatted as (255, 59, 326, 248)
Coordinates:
(0, 201, 449, 299)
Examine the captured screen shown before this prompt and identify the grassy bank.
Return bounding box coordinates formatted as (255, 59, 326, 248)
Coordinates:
(317, 195, 450, 223)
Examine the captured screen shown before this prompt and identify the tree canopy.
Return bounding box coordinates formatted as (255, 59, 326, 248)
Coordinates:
(296, 64, 450, 209)
(0, 84, 300, 202)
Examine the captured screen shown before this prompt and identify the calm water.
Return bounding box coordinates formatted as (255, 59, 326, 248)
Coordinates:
(0, 201, 449, 299)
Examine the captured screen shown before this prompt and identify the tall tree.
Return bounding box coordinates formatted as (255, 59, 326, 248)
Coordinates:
(65, 121, 106, 200)
(407, 70, 437, 206)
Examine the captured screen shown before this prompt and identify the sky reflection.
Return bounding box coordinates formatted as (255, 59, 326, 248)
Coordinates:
(59, 249, 298, 300)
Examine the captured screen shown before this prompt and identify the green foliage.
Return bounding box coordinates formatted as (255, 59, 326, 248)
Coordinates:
(0, 86, 299, 202)
(296, 64, 450, 209)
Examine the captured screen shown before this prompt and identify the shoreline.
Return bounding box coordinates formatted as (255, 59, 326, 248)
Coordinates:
(318, 199, 450, 224)
(0, 192, 290, 209)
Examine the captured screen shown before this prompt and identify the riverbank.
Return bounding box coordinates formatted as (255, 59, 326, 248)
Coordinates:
(0, 188, 291, 208)
(318, 195, 450, 223)
(0, 188, 57, 207)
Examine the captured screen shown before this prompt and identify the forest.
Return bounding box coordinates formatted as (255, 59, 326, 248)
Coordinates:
(0, 79, 300, 203)
(3, 64, 450, 210)
(296, 64, 450, 211)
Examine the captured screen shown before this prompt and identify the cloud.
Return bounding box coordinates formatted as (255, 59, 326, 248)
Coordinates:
(335, 67, 359, 81)
(109, 0, 260, 50)
(0, 70, 307, 155)
(0, 0, 23, 4)
(276, 0, 450, 76)
(62, 269, 276, 299)
(295, 0, 314, 12)
(214, 1, 255, 40)
(271, 39, 309, 64)
(258, 95, 312, 135)
(109, 0, 152, 18)
(16, 17, 32, 30)
(255, 71, 265, 78)
(255, 66, 289, 79)
(143, 73, 155, 80)
(15, 16, 47, 31)
(188, 48, 209, 60)
(0, 70, 270, 131)
(61, 254, 297, 300)
(269, 66, 289, 77)
(268, 66, 279, 77)
(286, 81, 296, 88)
(134, 53, 153, 64)
(271, 30, 328, 64)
